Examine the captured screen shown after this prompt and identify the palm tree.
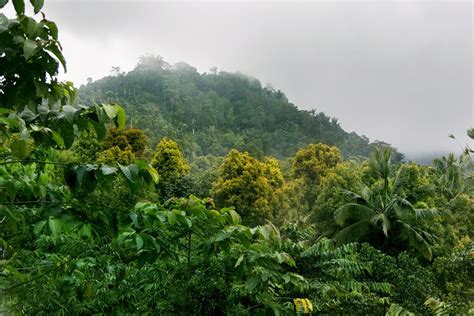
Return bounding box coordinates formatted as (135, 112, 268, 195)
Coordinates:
(334, 147, 439, 260)
(432, 153, 471, 199)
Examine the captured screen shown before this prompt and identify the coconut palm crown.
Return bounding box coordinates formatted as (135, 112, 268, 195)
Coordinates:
(334, 147, 439, 260)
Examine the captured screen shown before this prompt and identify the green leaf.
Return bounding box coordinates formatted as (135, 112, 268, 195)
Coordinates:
(135, 234, 144, 250)
(257, 226, 270, 240)
(386, 303, 414, 316)
(34, 220, 47, 235)
(91, 121, 106, 140)
(100, 165, 117, 176)
(146, 165, 159, 184)
(44, 20, 58, 39)
(234, 255, 244, 268)
(29, 0, 43, 14)
(78, 224, 92, 238)
(119, 164, 134, 183)
(334, 219, 371, 245)
(51, 131, 64, 147)
(25, 16, 36, 37)
(23, 39, 37, 60)
(130, 213, 139, 228)
(12, 0, 24, 16)
(245, 276, 259, 291)
(0, 0, 8, 9)
(114, 104, 126, 128)
(167, 211, 177, 225)
(48, 217, 62, 238)
(102, 104, 118, 120)
(334, 203, 376, 225)
(227, 209, 240, 225)
(45, 45, 66, 71)
(59, 123, 75, 149)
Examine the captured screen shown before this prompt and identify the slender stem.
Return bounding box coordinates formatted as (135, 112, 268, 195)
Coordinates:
(187, 230, 192, 282)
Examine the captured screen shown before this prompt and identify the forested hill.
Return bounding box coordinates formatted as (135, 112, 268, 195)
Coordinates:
(78, 55, 404, 160)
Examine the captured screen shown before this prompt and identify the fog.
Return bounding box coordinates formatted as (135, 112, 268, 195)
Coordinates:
(12, 0, 473, 158)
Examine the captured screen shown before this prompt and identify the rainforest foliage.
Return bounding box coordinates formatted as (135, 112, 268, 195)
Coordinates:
(1, 1, 473, 315)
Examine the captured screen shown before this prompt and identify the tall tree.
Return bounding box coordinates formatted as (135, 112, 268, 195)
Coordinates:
(334, 147, 439, 260)
(213, 149, 283, 225)
(151, 137, 190, 200)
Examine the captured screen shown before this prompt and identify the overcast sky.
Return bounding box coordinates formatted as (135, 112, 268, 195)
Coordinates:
(8, 0, 472, 158)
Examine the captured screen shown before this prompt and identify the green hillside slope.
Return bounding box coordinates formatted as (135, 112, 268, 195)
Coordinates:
(78, 55, 403, 161)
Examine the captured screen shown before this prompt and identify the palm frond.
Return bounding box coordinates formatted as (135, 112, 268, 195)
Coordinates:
(398, 221, 433, 261)
(392, 197, 417, 221)
(370, 213, 391, 237)
(360, 185, 374, 204)
(368, 147, 392, 180)
(393, 165, 410, 193)
(334, 203, 376, 225)
(340, 189, 368, 205)
(414, 208, 440, 219)
(334, 219, 371, 245)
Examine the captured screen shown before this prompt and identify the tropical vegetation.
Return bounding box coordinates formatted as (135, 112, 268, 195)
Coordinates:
(0, 1, 472, 315)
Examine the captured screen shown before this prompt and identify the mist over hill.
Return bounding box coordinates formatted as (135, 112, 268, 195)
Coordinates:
(78, 55, 404, 161)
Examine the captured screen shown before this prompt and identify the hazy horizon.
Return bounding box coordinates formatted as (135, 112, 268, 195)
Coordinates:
(6, 0, 471, 158)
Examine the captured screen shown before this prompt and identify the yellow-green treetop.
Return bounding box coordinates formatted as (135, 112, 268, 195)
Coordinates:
(151, 137, 190, 179)
(291, 143, 343, 184)
(213, 149, 284, 225)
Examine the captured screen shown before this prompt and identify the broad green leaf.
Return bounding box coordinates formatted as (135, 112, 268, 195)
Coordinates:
(51, 131, 64, 147)
(114, 104, 126, 128)
(48, 217, 62, 238)
(146, 165, 159, 184)
(245, 276, 259, 291)
(29, 0, 43, 14)
(23, 39, 37, 59)
(59, 123, 75, 149)
(45, 45, 66, 71)
(130, 213, 139, 228)
(0, 117, 19, 127)
(135, 234, 144, 250)
(60, 105, 77, 123)
(177, 215, 192, 228)
(25, 16, 36, 37)
(91, 121, 106, 140)
(227, 209, 240, 225)
(102, 104, 118, 119)
(119, 164, 134, 183)
(33, 220, 47, 235)
(152, 239, 161, 252)
(12, 0, 24, 16)
(0, 1, 8, 9)
(257, 226, 270, 240)
(44, 20, 58, 39)
(167, 211, 177, 225)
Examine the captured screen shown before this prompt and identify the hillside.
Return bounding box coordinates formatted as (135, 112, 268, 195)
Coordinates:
(78, 55, 403, 161)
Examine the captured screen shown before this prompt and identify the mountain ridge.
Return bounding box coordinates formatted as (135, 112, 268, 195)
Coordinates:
(77, 55, 404, 161)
